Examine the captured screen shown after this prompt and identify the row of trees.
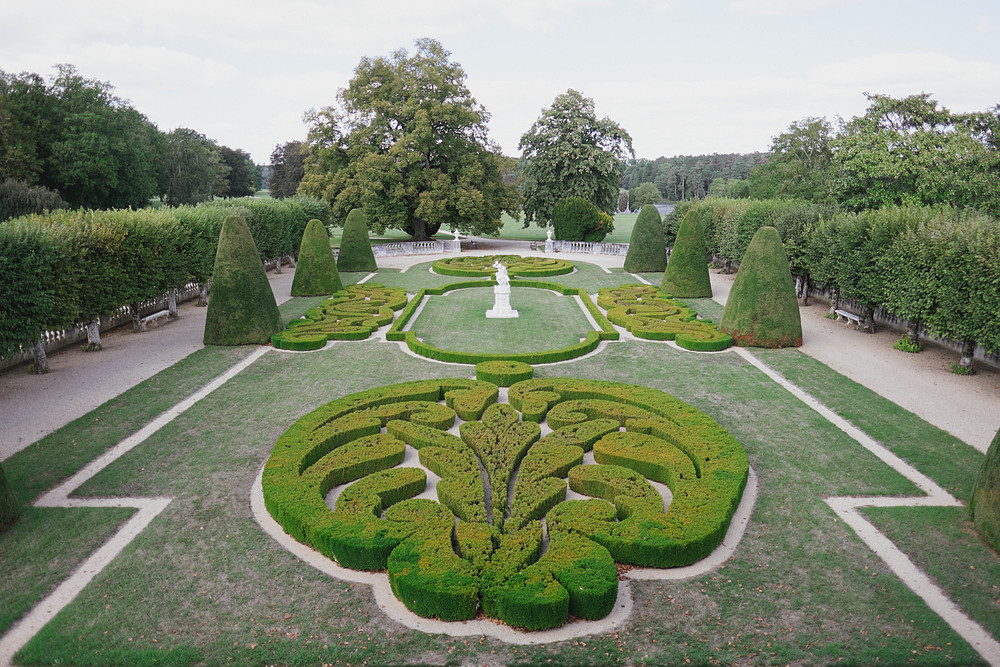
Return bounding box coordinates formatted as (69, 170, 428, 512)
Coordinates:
(0, 65, 260, 219)
(670, 198, 1000, 369)
(621, 153, 768, 204)
(0, 195, 329, 369)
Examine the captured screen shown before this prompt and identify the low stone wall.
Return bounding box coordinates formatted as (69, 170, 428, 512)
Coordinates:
(549, 240, 629, 256)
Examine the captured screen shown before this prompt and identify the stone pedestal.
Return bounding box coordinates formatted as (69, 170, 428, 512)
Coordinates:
(486, 285, 519, 318)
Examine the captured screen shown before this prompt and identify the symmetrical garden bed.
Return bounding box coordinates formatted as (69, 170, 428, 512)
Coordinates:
(432, 254, 573, 278)
(271, 284, 407, 350)
(262, 376, 749, 630)
(598, 284, 734, 351)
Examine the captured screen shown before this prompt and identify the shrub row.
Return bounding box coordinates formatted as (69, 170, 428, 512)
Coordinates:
(271, 284, 408, 351)
(598, 284, 734, 351)
(386, 280, 618, 364)
(0, 196, 330, 359)
(432, 254, 574, 278)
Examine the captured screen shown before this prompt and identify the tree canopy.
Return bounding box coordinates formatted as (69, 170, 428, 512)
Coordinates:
(518, 89, 633, 227)
(269, 140, 307, 199)
(162, 128, 229, 207)
(299, 39, 519, 240)
(748, 117, 834, 202)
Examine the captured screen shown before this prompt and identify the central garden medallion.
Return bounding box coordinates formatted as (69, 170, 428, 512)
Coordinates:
(262, 376, 749, 630)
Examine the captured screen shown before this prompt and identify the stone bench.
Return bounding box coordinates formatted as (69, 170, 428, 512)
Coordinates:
(834, 309, 862, 325)
(137, 309, 172, 332)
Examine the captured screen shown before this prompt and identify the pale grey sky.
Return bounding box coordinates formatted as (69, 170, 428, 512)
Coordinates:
(3, 0, 999, 163)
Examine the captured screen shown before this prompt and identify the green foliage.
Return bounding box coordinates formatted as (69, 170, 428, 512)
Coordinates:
(970, 428, 1000, 551)
(475, 361, 534, 386)
(0, 460, 19, 532)
(623, 153, 767, 202)
(433, 254, 573, 278)
(721, 226, 802, 348)
(0, 179, 66, 221)
(337, 208, 377, 272)
(748, 117, 835, 202)
(549, 196, 613, 242)
(300, 39, 519, 240)
(1, 65, 163, 210)
(628, 181, 660, 210)
(263, 376, 747, 629)
(162, 128, 229, 206)
(0, 219, 58, 357)
(217, 146, 258, 198)
(831, 93, 1000, 217)
(662, 211, 711, 297)
(269, 140, 307, 199)
(200, 196, 314, 262)
(291, 219, 341, 296)
(623, 204, 666, 272)
(892, 337, 923, 353)
(203, 214, 283, 345)
(598, 285, 733, 351)
(271, 284, 406, 350)
(518, 89, 633, 227)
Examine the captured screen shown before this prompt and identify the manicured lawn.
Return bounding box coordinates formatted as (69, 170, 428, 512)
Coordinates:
(1, 259, 995, 666)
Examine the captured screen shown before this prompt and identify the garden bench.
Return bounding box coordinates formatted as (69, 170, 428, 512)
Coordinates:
(529, 241, 538, 251)
(834, 309, 862, 326)
(138, 309, 172, 331)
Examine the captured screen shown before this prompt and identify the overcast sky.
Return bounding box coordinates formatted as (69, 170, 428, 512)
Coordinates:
(3, 0, 999, 164)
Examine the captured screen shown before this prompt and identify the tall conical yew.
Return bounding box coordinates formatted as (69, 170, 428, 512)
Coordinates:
(971, 427, 1000, 551)
(662, 211, 711, 297)
(337, 208, 377, 272)
(291, 219, 342, 296)
(720, 226, 802, 348)
(204, 214, 283, 345)
(0, 461, 18, 532)
(623, 204, 666, 273)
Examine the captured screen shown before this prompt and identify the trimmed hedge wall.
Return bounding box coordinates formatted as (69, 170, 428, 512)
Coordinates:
(263, 376, 748, 630)
(0, 461, 18, 532)
(433, 255, 574, 278)
(271, 284, 407, 351)
(475, 360, 534, 386)
(386, 280, 618, 364)
(598, 285, 733, 351)
(0, 196, 330, 361)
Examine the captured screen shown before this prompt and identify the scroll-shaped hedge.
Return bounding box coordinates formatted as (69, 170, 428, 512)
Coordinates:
(263, 377, 748, 630)
(598, 284, 733, 352)
(433, 254, 573, 278)
(271, 284, 407, 350)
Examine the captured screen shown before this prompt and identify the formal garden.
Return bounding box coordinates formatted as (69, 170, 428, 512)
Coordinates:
(1, 206, 999, 667)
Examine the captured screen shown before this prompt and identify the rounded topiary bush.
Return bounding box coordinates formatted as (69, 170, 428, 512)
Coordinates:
(0, 461, 18, 532)
(204, 214, 283, 346)
(720, 226, 802, 348)
(475, 360, 534, 386)
(337, 208, 377, 272)
(661, 211, 711, 298)
(623, 204, 666, 273)
(970, 427, 1000, 551)
(291, 219, 342, 296)
(551, 197, 612, 242)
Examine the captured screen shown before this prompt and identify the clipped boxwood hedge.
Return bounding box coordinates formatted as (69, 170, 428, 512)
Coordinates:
(433, 255, 574, 278)
(271, 284, 407, 350)
(263, 376, 748, 630)
(475, 360, 534, 386)
(386, 280, 618, 364)
(598, 284, 733, 352)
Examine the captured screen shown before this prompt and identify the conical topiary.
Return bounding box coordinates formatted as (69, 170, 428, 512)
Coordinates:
(662, 210, 711, 298)
(204, 214, 283, 345)
(720, 226, 802, 348)
(970, 427, 1000, 551)
(0, 461, 18, 532)
(337, 208, 377, 272)
(291, 219, 342, 296)
(623, 204, 666, 273)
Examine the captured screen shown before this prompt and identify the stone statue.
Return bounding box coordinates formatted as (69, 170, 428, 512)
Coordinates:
(486, 260, 518, 318)
(493, 260, 510, 288)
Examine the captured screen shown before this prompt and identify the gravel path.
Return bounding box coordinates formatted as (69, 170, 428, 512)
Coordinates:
(2, 249, 997, 461)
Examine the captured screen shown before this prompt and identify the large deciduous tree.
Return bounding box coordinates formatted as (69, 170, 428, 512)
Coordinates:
(217, 146, 259, 198)
(299, 39, 519, 241)
(269, 140, 307, 198)
(518, 89, 633, 227)
(831, 93, 1000, 217)
(162, 128, 229, 207)
(748, 117, 834, 202)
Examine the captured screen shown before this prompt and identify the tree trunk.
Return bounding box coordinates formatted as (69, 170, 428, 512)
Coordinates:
(30, 340, 49, 374)
(957, 338, 977, 373)
(168, 289, 178, 319)
(410, 217, 429, 241)
(132, 302, 145, 332)
(906, 319, 921, 346)
(795, 275, 810, 306)
(197, 283, 209, 307)
(860, 304, 876, 334)
(85, 318, 102, 351)
(828, 288, 840, 317)
(285, 254, 296, 268)
(273, 256, 282, 274)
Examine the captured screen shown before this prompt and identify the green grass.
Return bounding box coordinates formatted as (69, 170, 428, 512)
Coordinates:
(1, 271, 996, 666)
(409, 287, 594, 353)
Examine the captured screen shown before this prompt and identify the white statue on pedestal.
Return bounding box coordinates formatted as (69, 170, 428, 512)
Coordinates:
(545, 228, 555, 253)
(486, 260, 519, 318)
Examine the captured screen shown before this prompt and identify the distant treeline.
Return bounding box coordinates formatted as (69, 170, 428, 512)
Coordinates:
(621, 153, 768, 203)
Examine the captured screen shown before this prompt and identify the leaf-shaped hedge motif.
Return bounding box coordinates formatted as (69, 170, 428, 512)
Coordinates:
(263, 377, 749, 630)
